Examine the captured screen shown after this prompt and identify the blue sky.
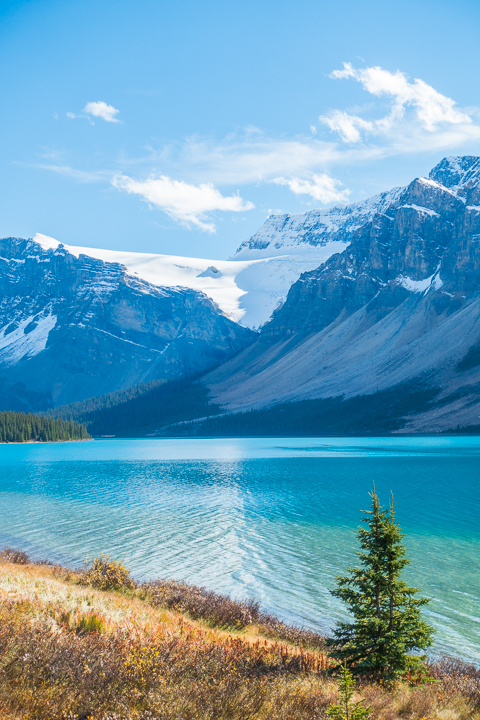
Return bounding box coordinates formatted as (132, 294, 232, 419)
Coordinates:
(1, 0, 480, 258)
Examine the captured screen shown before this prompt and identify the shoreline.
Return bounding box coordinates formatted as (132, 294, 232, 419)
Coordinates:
(0, 554, 478, 719)
(0, 438, 94, 444)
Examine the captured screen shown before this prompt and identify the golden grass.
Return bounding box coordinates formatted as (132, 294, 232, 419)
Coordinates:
(0, 561, 479, 720)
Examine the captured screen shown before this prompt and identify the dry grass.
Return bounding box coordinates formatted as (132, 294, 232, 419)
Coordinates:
(0, 556, 479, 720)
(139, 578, 326, 650)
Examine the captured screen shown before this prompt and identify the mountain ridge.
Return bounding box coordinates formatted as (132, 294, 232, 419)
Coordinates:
(200, 156, 480, 433)
(0, 237, 255, 408)
(2, 155, 480, 431)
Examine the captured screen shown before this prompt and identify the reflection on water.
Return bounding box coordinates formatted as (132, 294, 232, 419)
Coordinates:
(0, 437, 479, 663)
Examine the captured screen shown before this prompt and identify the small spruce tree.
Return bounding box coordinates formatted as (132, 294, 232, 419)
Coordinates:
(327, 488, 434, 680)
(327, 662, 370, 720)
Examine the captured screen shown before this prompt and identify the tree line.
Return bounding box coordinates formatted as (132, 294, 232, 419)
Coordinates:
(0, 411, 90, 443)
(46, 376, 440, 439)
(49, 374, 221, 437)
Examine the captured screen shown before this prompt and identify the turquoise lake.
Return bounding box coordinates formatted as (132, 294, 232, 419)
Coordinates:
(0, 436, 479, 663)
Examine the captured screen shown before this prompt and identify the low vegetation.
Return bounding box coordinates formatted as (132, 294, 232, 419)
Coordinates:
(0, 551, 479, 720)
(0, 410, 90, 443)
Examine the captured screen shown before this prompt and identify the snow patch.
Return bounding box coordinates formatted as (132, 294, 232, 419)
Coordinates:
(400, 204, 439, 217)
(398, 275, 434, 293)
(397, 272, 443, 294)
(33, 234, 61, 252)
(93, 327, 165, 353)
(0, 312, 57, 366)
(432, 274, 443, 290)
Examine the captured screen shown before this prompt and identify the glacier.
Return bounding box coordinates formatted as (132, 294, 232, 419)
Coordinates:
(32, 233, 348, 329)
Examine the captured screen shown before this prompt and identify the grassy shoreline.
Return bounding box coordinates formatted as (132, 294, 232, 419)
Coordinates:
(0, 552, 479, 720)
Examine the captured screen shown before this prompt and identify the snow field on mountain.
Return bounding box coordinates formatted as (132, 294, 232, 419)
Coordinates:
(0, 312, 57, 366)
(33, 234, 347, 329)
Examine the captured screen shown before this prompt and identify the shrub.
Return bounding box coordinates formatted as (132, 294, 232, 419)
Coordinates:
(430, 657, 480, 710)
(140, 579, 328, 646)
(80, 553, 135, 591)
(141, 578, 260, 629)
(0, 547, 29, 564)
(257, 613, 327, 651)
(0, 598, 328, 720)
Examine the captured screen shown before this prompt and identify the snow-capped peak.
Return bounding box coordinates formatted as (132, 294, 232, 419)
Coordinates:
(429, 156, 480, 189)
(233, 185, 403, 260)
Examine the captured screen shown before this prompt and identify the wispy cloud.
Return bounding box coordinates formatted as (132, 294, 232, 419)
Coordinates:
(320, 63, 474, 144)
(171, 134, 349, 186)
(271, 173, 350, 205)
(83, 101, 120, 123)
(66, 102, 121, 124)
(29, 163, 113, 183)
(45, 65, 480, 230)
(112, 174, 254, 232)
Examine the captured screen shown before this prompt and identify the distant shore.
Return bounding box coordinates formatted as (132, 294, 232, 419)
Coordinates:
(0, 438, 94, 445)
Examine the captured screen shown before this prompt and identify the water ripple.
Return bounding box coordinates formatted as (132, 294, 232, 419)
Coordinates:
(0, 438, 479, 663)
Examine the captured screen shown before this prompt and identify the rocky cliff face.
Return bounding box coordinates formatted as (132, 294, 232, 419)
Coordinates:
(233, 185, 404, 259)
(0, 237, 255, 409)
(205, 157, 480, 433)
(265, 159, 480, 337)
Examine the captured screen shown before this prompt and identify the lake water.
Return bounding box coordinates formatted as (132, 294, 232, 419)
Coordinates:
(0, 437, 479, 664)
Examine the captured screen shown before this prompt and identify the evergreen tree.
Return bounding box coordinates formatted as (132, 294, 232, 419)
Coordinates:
(327, 489, 434, 680)
(327, 662, 370, 720)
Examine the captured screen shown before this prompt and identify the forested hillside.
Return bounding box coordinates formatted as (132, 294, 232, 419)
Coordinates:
(0, 411, 90, 443)
(162, 381, 441, 437)
(49, 375, 466, 438)
(51, 374, 220, 437)
(49, 378, 168, 422)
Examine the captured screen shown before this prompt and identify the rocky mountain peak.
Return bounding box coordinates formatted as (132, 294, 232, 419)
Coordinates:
(0, 237, 256, 409)
(428, 155, 480, 189)
(261, 155, 480, 339)
(203, 155, 480, 435)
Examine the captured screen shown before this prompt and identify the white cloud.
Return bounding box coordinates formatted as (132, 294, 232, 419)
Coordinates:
(112, 174, 254, 232)
(174, 134, 346, 186)
(320, 111, 373, 143)
(66, 112, 76, 119)
(83, 101, 120, 123)
(321, 63, 473, 144)
(272, 173, 351, 205)
(40, 64, 480, 232)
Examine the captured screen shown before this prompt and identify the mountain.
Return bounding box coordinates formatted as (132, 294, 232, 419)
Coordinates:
(234, 184, 403, 260)
(51, 155, 480, 436)
(0, 236, 255, 409)
(0, 187, 415, 411)
(4, 155, 480, 431)
(27, 228, 359, 331)
(200, 156, 480, 433)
